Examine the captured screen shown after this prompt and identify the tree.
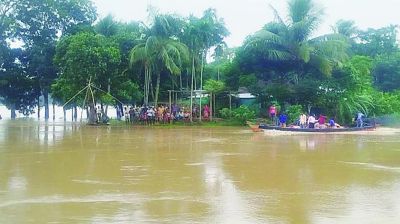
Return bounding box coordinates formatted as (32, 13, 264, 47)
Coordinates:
(0, 48, 40, 119)
(130, 13, 189, 106)
(53, 32, 122, 123)
(180, 9, 228, 121)
(373, 52, 400, 92)
(244, 0, 348, 76)
(204, 79, 225, 120)
(12, 0, 97, 120)
(353, 25, 399, 57)
(328, 56, 375, 123)
(0, 0, 18, 43)
(332, 20, 358, 39)
(95, 14, 119, 37)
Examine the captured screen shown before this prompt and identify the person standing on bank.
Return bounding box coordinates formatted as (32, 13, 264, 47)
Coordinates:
(356, 112, 364, 127)
(269, 104, 277, 126)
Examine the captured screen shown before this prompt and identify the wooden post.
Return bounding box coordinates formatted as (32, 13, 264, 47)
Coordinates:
(169, 90, 172, 124)
(210, 92, 213, 122)
(199, 90, 202, 122)
(213, 94, 216, 118)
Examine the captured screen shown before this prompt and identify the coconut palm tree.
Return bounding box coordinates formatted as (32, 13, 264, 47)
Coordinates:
(245, 0, 348, 76)
(130, 13, 189, 106)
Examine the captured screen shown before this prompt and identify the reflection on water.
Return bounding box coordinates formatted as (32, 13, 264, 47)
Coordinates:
(1, 120, 400, 223)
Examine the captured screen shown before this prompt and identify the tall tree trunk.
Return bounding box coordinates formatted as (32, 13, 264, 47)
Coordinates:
(199, 52, 205, 121)
(74, 105, 78, 121)
(116, 103, 123, 120)
(200, 51, 205, 90)
(105, 78, 110, 116)
(213, 94, 216, 118)
(63, 107, 66, 122)
(37, 95, 40, 119)
(154, 73, 161, 107)
(186, 71, 189, 90)
(11, 103, 16, 120)
(44, 90, 49, 120)
(150, 80, 155, 105)
(190, 56, 195, 122)
(88, 103, 97, 124)
(194, 70, 197, 91)
(52, 102, 55, 120)
(143, 68, 147, 105)
(179, 73, 182, 91)
(116, 105, 120, 120)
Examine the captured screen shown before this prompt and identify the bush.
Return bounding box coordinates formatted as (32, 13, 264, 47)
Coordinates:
(219, 105, 256, 125)
(219, 108, 235, 119)
(286, 104, 303, 124)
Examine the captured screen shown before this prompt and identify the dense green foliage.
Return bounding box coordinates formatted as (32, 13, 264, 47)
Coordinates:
(220, 105, 256, 125)
(1, 0, 400, 124)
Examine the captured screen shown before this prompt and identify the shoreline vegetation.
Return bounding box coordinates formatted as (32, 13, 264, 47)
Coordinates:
(1, 0, 400, 125)
(3, 114, 400, 129)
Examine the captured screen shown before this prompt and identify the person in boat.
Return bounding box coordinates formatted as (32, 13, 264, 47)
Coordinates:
(356, 112, 364, 127)
(279, 113, 287, 128)
(299, 113, 307, 128)
(269, 104, 277, 125)
(316, 114, 327, 129)
(329, 118, 335, 128)
(328, 117, 342, 128)
(307, 114, 316, 128)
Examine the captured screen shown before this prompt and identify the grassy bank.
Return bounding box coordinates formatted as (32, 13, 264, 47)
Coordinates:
(108, 118, 246, 127)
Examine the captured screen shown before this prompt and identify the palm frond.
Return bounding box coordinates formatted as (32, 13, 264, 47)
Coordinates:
(309, 54, 333, 76)
(129, 43, 147, 66)
(264, 49, 292, 61)
(269, 4, 287, 27)
(245, 30, 283, 49)
(297, 43, 311, 63)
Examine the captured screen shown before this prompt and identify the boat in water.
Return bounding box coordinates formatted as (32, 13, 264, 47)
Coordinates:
(258, 124, 376, 132)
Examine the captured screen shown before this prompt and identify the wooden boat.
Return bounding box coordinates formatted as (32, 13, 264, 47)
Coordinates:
(258, 124, 375, 132)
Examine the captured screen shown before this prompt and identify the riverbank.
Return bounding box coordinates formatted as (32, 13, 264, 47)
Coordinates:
(108, 118, 246, 127)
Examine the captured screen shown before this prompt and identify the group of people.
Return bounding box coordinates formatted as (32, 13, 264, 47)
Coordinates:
(269, 104, 369, 129)
(268, 105, 341, 129)
(299, 113, 340, 129)
(123, 104, 212, 125)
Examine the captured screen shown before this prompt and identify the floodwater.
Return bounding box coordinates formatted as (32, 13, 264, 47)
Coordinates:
(1, 120, 400, 224)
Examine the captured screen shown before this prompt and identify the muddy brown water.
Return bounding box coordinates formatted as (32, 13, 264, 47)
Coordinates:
(1, 120, 400, 223)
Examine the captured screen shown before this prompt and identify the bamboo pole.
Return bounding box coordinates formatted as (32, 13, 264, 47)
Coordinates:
(80, 85, 90, 122)
(190, 56, 195, 122)
(210, 92, 213, 122)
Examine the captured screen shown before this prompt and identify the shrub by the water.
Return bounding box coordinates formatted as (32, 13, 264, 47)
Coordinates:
(220, 105, 256, 125)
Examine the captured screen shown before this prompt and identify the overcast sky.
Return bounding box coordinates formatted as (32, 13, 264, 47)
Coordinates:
(93, 0, 400, 47)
